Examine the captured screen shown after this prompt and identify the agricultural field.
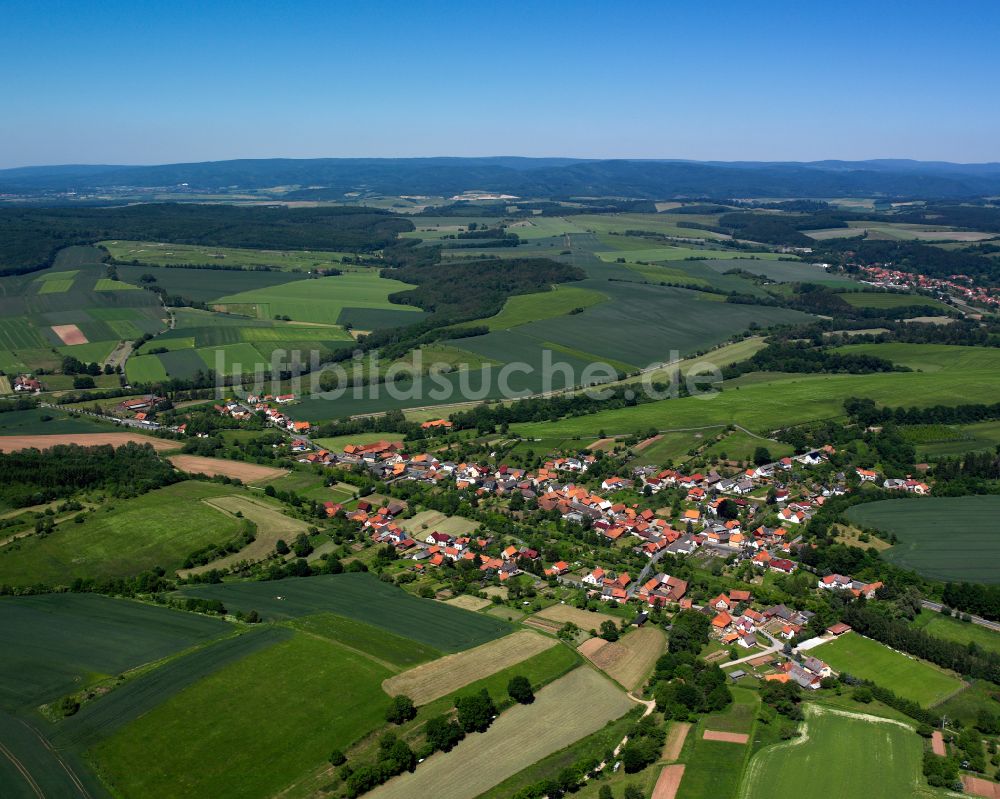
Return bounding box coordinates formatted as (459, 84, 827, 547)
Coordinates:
(738, 706, 927, 799)
(531, 603, 620, 632)
(102, 240, 355, 271)
(842, 221, 998, 241)
(846, 495, 1000, 583)
(289, 613, 442, 670)
(367, 667, 633, 799)
(674, 688, 759, 799)
(212, 270, 423, 324)
(167, 454, 287, 482)
(911, 611, 1000, 657)
(474, 284, 608, 331)
(382, 630, 557, 703)
(178, 494, 309, 576)
(398, 509, 479, 538)
(834, 341, 1000, 374)
(839, 291, 953, 311)
(701, 429, 794, 463)
(0, 481, 247, 587)
(813, 632, 964, 706)
(177, 573, 514, 651)
(511, 361, 1000, 440)
(0, 592, 228, 710)
(0, 430, 177, 452)
(903, 420, 1000, 458)
(578, 625, 665, 690)
(92, 630, 393, 799)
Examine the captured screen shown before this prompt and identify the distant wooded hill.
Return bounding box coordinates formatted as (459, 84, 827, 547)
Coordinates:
(4, 157, 1000, 199)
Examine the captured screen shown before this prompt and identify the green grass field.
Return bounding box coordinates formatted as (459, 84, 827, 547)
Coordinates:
(0, 593, 227, 710)
(512, 363, 1000, 439)
(847, 495, 1000, 583)
(102, 240, 354, 271)
(701, 429, 793, 463)
(912, 611, 1000, 656)
(178, 573, 513, 651)
(840, 291, 952, 311)
(473, 284, 608, 331)
(290, 613, 441, 669)
(738, 707, 926, 799)
(813, 633, 963, 706)
(214, 270, 423, 324)
(834, 342, 1000, 373)
(909, 419, 1000, 458)
(0, 481, 246, 587)
(92, 630, 392, 799)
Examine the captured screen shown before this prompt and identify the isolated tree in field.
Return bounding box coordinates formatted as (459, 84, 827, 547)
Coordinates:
(600, 619, 620, 642)
(753, 446, 772, 466)
(424, 714, 465, 752)
(328, 749, 346, 766)
(456, 689, 496, 733)
(386, 694, 416, 724)
(507, 675, 535, 704)
(274, 538, 289, 555)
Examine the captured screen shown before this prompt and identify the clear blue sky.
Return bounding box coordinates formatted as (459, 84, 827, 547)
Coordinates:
(2, 0, 998, 167)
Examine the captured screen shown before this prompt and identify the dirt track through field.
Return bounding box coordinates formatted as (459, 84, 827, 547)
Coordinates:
(0, 432, 176, 453)
(703, 729, 749, 744)
(662, 722, 690, 761)
(168, 455, 287, 483)
(382, 630, 556, 704)
(51, 324, 88, 345)
(931, 730, 946, 756)
(651, 764, 685, 799)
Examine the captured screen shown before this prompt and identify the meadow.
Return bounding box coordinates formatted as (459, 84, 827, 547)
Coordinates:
(178, 573, 513, 651)
(367, 667, 632, 799)
(474, 284, 608, 331)
(813, 633, 963, 706)
(103, 240, 355, 270)
(213, 269, 423, 324)
(288, 613, 442, 670)
(738, 706, 925, 799)
(911, 611, 1000, 657)
(905, 419, 1000, 458)
(0, 481, 246, 587)
(92, 630, 393, 799)
(846, 495, 1000, 583)
(511, 363, 1000, 440)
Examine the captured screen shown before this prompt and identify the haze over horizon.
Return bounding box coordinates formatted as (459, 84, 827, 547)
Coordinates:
(3, 0, 999, 169)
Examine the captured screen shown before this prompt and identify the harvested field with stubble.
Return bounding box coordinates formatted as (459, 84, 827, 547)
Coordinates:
(532, 604, 619, 631)
(0, 432, 178, 453)
(381, 630, 557, 704)
(582, 626, 666, 690)
(368, 667, 633, 799)
(168, 454, 287, 482)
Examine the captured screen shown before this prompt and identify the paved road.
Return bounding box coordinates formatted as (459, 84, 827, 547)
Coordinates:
(921, 600, 1000, 633)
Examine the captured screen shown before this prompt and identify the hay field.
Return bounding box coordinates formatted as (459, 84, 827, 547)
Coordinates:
(368, 667, 632, 799)
(179, 495, 310, 576)
(581, 626, 666, 690)
(533, 604, 619, 631)
(0, 432, 177, 453)
(168, 454, 287, 482)
(382, 630, 557, 704)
